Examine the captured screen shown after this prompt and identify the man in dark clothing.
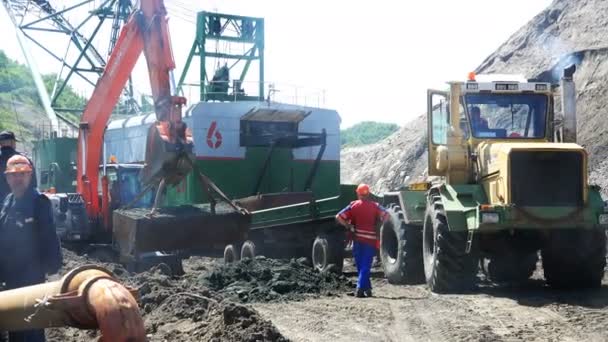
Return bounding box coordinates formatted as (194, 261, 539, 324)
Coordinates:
(0, 155, 62, 342)
(0, 131, 37, 202)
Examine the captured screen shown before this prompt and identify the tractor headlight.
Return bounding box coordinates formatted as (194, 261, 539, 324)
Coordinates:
(481, 212, 500, 224)
(599, 214, 608, 225)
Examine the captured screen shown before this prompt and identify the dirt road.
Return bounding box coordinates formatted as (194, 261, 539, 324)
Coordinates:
(254, 268, 608, 342)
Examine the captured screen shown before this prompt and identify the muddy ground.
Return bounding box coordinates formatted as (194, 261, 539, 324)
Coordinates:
(254, 261, 608, 342)
(45, 250, 349, 341)
(44, 250, 608, 342)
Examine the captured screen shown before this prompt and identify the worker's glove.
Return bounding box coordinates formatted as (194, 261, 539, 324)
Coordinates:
(346, 223, 356, 233)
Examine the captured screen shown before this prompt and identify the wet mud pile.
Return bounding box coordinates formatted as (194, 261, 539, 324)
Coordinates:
(203, 257, 354, 303)
(45, 250, 291, 341)
(45, 250, 352, 341)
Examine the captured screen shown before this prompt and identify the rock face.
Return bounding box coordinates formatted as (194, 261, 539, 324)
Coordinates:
(342, 0, 608, 195)
(341, 115, 427, 192)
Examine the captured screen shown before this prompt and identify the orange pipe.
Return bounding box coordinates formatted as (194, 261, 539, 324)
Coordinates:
(0, 266, 145, 341)
(86, 278, 146, 342)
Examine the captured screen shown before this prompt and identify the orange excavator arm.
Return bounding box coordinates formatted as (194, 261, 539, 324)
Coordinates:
(76, 0, 193, 224)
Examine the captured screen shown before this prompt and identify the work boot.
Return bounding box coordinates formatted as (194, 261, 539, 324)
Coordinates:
(355, 288, 365, 298)
(364, 289, 373, 298)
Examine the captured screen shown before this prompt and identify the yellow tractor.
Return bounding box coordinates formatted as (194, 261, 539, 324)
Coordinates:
(380, 65, 608, 292)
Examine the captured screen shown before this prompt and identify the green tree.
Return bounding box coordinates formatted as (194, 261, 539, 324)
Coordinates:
(0, 50, 86, 109)
(341, 121, 399, 147)
(42, 74, 86, 110)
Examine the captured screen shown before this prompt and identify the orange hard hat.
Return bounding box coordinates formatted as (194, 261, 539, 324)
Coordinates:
(356, 183, 370, 196)
(5, 155, 32, 174)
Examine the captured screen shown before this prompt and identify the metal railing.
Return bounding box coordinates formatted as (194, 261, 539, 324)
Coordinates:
(34, 121, 78, 140)
(179, 80, 327, 108)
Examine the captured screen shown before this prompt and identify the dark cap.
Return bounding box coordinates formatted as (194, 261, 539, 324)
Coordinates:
(0, 131, 18, 142)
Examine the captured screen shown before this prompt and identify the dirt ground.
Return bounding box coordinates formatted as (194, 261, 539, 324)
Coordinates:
(253, 261, 608, 342)
(46, 251, 350, 341)
(43, 250, 608, 342)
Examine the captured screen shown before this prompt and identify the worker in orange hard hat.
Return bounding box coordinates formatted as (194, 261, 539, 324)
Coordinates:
(0, 131, 37, 202)
(336, 183, 388, 298)
(356, 183, 370, 196)
(0, 154, 62, 342)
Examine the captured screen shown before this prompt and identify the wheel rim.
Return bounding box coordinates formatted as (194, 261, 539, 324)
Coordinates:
(382, 222, 398, 264)
(313, 240, 326, 271)
(423, 214, 436, 272)
(243, 244, 255, 259)
(224, 246, 235, 263)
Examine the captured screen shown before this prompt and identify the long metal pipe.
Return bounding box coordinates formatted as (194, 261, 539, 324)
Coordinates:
(2, 2, 59, 131)
(0, 265, 145, 341)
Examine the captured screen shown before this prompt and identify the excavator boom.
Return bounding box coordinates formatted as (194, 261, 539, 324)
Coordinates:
(76, 0, 193, 222)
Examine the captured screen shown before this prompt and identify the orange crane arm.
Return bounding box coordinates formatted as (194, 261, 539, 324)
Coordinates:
(76, 0, 192, 223)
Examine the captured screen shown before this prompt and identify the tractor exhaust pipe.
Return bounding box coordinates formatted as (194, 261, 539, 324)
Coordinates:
(0, 265, 145, 341)
(560, 64, 577, 143)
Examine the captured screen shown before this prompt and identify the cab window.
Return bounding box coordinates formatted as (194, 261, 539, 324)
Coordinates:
(430, 93, 449, 145)
(465, 94, 548, 139)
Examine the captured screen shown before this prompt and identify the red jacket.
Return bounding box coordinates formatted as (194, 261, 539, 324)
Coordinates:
(338, 199, 388, 247)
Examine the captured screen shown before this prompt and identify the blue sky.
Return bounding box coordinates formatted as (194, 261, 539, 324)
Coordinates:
(0, 0, 552, 128)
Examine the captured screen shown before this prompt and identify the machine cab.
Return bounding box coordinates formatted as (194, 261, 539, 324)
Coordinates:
(461, 77, 552, 141)
(427, 74, 554, 179)
(429, 75, 553, 145)
(99, 164, 154, 209)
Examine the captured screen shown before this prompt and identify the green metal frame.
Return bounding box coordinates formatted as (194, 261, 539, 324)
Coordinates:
(33, 137, 78, 193)
(397, 184, 608, 232)
(250, 184, 356, 229)
(381, 189, 428, 225)
(176, 11, 265, 102)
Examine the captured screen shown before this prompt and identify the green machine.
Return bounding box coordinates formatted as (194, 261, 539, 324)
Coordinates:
(103, 10, 356, 271)
(32, 134, 77, 193)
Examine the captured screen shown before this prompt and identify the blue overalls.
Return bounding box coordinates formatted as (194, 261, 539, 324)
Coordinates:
(0, 188, 62, 342)
(338, 200, 387, 295)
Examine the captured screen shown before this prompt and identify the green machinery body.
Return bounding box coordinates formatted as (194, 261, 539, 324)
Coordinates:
(32, 136, 77, 193)
(383, 184, 607, 232)
(104, 100, 354, 229)
(30, 10, 356, 262)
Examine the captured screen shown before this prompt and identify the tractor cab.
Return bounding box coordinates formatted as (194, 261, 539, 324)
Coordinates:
(460, 75, 551, 141)
(430, 74, 553, 146)
(427, 73, 557, 185)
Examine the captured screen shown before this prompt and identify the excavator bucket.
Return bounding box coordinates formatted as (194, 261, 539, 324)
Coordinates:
(112, 204, 251, 258)
(141, 120, 194, 186)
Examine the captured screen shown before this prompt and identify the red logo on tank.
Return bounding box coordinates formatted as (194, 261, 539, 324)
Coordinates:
(206, 121, 222, 149)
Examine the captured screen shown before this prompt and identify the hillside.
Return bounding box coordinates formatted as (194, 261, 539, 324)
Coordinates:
(341, 115, 426, 190)
(0, 50, 84, 151)
(341, 0, 608, 195)
(340, 121, 399, 147)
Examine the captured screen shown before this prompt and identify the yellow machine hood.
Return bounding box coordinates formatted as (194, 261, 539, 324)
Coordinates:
(476, 141, 587, 205)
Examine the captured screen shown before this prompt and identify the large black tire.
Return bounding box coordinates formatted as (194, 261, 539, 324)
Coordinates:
(312, 233, 345, 273)
(224, 243, 240, 264)
(380, 205, 424, 284)
(542, 230, 606, 289)
(423, 196, 478, 293)
(484, 252, 538, 283)
(241, 240, 259, 260)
